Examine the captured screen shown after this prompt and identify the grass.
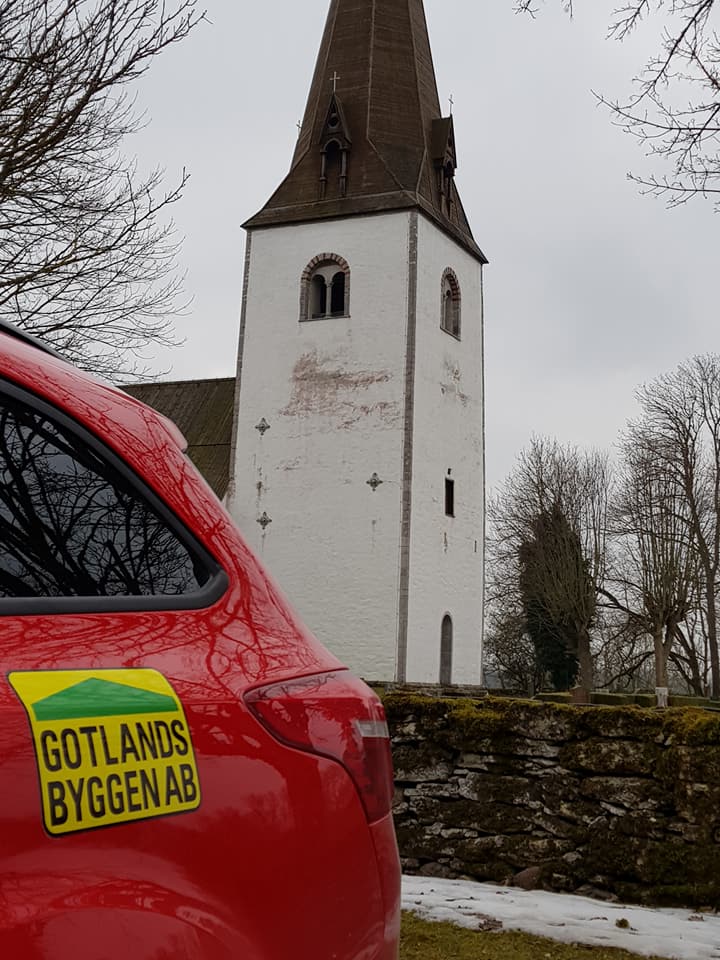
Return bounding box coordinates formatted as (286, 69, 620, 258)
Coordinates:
(400, 913, 666, 960)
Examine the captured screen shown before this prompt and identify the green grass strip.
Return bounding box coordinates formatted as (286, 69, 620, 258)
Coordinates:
(401, 913, 666, 959)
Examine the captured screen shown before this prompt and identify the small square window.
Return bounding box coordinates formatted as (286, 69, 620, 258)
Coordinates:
(445, 477, 455, 517)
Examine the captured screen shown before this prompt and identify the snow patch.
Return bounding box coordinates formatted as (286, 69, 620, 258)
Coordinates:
(402, 876, 720, 959)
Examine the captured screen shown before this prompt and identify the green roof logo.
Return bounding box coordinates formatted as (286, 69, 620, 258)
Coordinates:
(31, 678, 177, 722)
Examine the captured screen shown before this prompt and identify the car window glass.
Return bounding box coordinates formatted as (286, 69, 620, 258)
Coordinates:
(0, 392, 210, 599)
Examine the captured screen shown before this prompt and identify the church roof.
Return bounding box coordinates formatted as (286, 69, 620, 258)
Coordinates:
(124, 378, 234, 499)
(244, 0, 487, 263)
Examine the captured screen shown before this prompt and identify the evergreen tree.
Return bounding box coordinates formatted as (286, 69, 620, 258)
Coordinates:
(519, 504, 596, 691)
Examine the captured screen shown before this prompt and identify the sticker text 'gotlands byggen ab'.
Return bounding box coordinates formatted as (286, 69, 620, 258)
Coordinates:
(9, 669, 201, 835)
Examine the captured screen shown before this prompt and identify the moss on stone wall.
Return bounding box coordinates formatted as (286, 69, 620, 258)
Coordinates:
(385, 692, 720, 908)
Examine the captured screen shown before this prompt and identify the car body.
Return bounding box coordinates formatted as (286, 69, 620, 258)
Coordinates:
(0, 322, 400, 960)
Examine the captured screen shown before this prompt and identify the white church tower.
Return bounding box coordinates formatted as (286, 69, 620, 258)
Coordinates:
(229, 0, 487, 684)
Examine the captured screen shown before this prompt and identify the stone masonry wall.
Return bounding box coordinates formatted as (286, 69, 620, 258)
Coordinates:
(384, 693, 720, 907)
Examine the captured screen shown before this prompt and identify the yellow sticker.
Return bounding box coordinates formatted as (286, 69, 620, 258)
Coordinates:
(8, 669, 201, 836)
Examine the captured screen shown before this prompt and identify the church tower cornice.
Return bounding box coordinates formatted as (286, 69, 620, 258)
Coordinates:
(244, 0, 487, 265)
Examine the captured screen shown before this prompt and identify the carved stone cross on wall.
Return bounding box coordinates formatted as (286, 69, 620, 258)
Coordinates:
(367, 473, 384, 492)
(257, 512, 272, 530)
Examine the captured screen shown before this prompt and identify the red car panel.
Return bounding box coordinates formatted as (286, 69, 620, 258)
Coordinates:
(0, 330, 400, 959)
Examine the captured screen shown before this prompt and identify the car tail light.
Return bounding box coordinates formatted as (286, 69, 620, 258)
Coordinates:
(245, 671, 394, 823)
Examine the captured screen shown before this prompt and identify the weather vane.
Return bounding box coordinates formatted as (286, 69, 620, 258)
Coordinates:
(449, 93, 454, 114)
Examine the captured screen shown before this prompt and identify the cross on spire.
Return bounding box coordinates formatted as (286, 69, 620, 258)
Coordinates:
(449, 93, 454, 114)
(331, 70, 341, 93)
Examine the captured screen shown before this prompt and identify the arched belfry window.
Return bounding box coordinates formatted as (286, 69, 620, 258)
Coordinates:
(441, 268, 461, 339)
(440, 614, 453, 685)
(319, 95, 351, 199)
(300, 254, 351, 321)
(321, 140, 347, 199)
(442, 160, 455, 213)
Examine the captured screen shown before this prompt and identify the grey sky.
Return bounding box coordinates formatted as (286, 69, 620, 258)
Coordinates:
(132, 0, 719, 490)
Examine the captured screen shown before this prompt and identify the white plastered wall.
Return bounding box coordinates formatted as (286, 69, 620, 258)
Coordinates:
(405, 214, 485, 684)
(230, 213, 412, 680)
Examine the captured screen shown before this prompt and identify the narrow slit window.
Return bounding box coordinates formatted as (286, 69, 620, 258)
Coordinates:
(445, 477, 455, 517)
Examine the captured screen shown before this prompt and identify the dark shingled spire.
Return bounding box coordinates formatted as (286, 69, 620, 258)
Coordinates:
(244, 0, 486, 263)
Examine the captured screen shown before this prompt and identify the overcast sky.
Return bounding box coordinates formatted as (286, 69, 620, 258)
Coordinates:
(131, 0, 719, 490)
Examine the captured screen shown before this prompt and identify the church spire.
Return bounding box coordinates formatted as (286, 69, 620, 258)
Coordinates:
(245, 0, 486, 262)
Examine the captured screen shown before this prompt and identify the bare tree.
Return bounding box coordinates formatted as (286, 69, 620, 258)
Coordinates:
(671, 612, 709, 695)
(483, 605, 544, 693)
(604, 429, 698, 705)
(628, 355, 720, 697)
(592, 609, 656, 692)
(488, 437, 612, 691)
(517, 0, 720, 209)
(0, 0, 205, 378)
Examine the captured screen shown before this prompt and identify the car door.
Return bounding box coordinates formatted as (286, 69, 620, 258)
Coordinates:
(0, 376, 249, 957)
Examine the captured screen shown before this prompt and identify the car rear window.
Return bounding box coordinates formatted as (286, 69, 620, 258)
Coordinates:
(0, 385, 217, 603)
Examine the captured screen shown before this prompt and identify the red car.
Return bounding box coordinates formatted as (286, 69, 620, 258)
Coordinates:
(0, 320, 400, 959)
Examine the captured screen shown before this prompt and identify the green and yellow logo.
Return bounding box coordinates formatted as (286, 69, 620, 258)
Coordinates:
(9, 669, 201, 836)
